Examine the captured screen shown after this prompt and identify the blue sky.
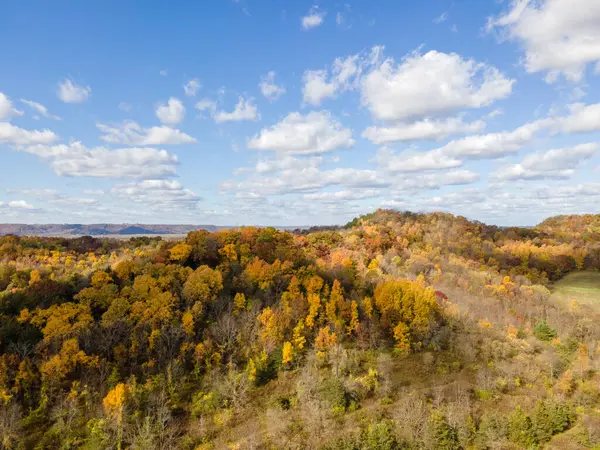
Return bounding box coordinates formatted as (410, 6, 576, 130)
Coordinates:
(1, 0, 600, 226)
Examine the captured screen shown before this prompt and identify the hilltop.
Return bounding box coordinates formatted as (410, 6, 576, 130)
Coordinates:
(0, 210, 599, 449)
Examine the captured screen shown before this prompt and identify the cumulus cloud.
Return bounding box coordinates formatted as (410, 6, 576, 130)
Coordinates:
(487, 0, 600, 82)
(97, 121, 196, 145)
(184, 78, 201, 97)
(248, 111, 354, 155)
(254, 156, 323, 173)
(259, 71, 286, 101)
(493, 143, 598, 181)
(302, 6, 325, 30)
(373, 147, 463, 172)
(362, 116, 486, 144)
(22, 141, 179, 178)
(6, 200, 35, 209)
(303, 189, 381, 202)
(57, 79, 91, 103)
(0, 122, 58, 145)
(156, 97, 185, 125)
(398, 170, 480, 191)
(213, 96, 260, 123)
(302, 70, 337, 106)
(553, 103, 600, 133)
(222, 165, 384, 196)
(433, 119, 550, 159)
(0, 93, 24, 120)
(195, 98, 217, 114)
(112, 179, 200, 208)
(302, 49, 382, 106)
(20, 99, 61, 120)
(361, 50, 514, 121)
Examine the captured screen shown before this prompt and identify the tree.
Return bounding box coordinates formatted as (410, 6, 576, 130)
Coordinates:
(182, 265, 223, 305)
(103, 383, 129, 450)
(282, 341, 293, 366)
(169, 242, 192, 263)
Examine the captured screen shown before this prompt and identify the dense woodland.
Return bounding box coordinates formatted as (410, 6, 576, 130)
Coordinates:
(1, 210, 600, 449)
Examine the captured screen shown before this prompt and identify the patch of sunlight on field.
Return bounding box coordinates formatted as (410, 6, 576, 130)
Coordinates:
(550, 271, 600, 309)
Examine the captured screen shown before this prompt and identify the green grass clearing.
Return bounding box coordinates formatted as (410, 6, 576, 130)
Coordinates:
(550, 271, 600, 309)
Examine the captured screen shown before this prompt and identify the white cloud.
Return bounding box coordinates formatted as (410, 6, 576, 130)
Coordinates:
(0, 93, 24, 120)
(493, 143, 598, 180)
(302, 6, 325, 30)
(373, 147, 463, 172)
(0, 122, 58, 145)
(112, 179, 199, 208)
(248, 111, 354, 155)
(399, 170, 480, 191)
(184, 78, 201, 97)
(213, 96, 259, 123)
(7, 188, 59, 197)
(7, 200, 34, 209)
(118, 102, 132, 112)
(434, 12, 448, 24)
(362, 117, 486, 144)
(160, 69, 168, 76)
(303, 189, 380, 202)
(434, 119, 550, 159)
(259, 71, 286, 101)
(20, 99, 61, 120)
(302, 49, 381, 106)
(421, 189, 486, 207)
(302, 70, 337, 106)
(554, 103, 600, 133)
(222, 166, 384, 196)
(254, 155, 323, 173)
(22, 141, 179, 178)
(361, 50, 514, 121)
(195, 98, 217, 113)
(156, 97, 186, 125)
(83, 189, 105, 195)
(488, 0, 600, 82)
(97, 121, 196, 145)
(57, 79, 91, 103)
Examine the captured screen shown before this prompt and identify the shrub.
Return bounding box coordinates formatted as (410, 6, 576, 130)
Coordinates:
(534, 321, 558, 341)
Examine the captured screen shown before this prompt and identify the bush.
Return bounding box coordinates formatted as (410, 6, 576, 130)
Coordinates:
(531, 399, 575, 443)
(320, 378, 358, 413)
(534, 321, 558, 341)
(427, 410, 460, 450)
(320, 420, 408, 450)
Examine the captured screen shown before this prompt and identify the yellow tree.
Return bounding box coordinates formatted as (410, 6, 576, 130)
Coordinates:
(315, 326, 337, 359)
(282, 341, 293, 366)
(183, 265, 223, 305)
(257, 307, 282, 353)
(233, 293, 247, 314)
(346, 300, 359, 335)
(305, 293, 321, 328)
(103, 383, 129, 450)
(292, 319, 306, 350)
(326, 280, 344, 325)
(169, 243, 193, 263)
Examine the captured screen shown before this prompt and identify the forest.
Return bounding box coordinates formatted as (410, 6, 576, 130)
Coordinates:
(1, 210, 600, 449)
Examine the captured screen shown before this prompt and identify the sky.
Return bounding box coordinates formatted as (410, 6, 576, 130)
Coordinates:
(1, 0, 600, 227)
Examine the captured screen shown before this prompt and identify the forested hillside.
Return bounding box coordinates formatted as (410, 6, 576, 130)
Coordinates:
(1, 211, 599, 449)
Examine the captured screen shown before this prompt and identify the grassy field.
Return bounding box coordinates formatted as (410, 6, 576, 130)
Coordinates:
(551, 271, 600, 308)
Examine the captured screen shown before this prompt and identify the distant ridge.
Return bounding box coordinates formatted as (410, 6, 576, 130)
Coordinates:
(0, 223, 223, 237)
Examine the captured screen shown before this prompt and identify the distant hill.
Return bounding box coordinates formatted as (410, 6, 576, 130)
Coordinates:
(536, 214, 600, 241)
(0, 223, 223, 237)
